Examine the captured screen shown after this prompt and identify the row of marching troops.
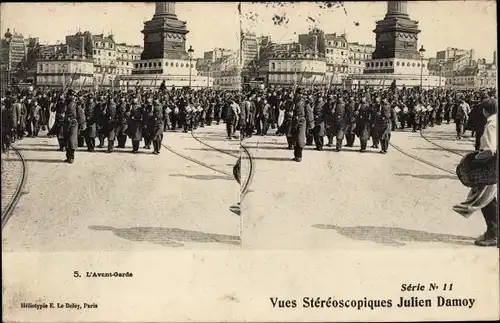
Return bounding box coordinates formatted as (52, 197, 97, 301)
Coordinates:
(238, 86, 496, 162)
(1, 87, 242, 162)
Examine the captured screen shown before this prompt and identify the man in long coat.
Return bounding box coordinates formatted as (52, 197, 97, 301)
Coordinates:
(84, 95, 97, 152)
(344, 97, 358, 147)
(95, 96, 107, 148)
(115, 97, 129, 148)
(245, 95, 256, 138)
(48, 95, 67, 151)
(355, 97, 372, 152)
(127, 97, 143, 153)
(290, 88, 310, 162)
(312, 95, 325, 151)
(150, 98, 164, 154)
(105, 97, 117, 153)
(62, 90, 86, 163)
(377, 98, 392, 154)
(324, 95, 336, 147)
(333, 97, 347, 151)
(16, 96, 27, 140)
(76, 97, 86, 147)
(305, 95, 315, 146)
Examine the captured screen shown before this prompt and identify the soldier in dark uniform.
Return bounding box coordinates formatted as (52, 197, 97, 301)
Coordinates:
(116, 97, 129, 148)
(76, 96, 86, 147)
(324, 95, 336, 147)
(104, 97, 117, 153)
(62, 90, 86, 163)
(305, 94, 315, 146)
(151, 98, 164, 154)
(128, 97, 143, 153)
(95, 96, 107, 148)
(370, 97, 381, 149)
(312, 95, 325, 151)
(355, 97, 372, 153)
(214, 97, 222, 125)
(344, 97, 358, 147)
(142, 98, 154, 148)
(84, 95, 97, 152)
(280, 95, 294, 149)
(39, 93, 50, 131)
(377, 98, 392, 154)
(290, 88, 310, 162)
(333, 96, 347, 151)
(443, 97, 452, 124)
(48, 95, 67, 151)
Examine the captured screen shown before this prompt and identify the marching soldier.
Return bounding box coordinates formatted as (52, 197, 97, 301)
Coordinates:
(312, 95, 325, 151)
(84, 95, 97, 152)
(62, 90, 86, 163)
(377, 98, 392, 154)
(324, 94, 336, 147)
(356, 97, 372, 153)
(305, 94, 315, 146)
(344, 97, 358, 147)
(116, 97, 129, 148)
(128, 96, 143, 153)
(281, 94, 295, 149)
(370, 97, 381, 149)
(76, 96, 86, 147)
(48, 95, 67, 151)
(142, 98, 154, 148)
(105, 97, 117, 153)
(151, 98, 164, 154)
(290, 88, 310, 162)
(95, 96, 107, 148)
(333, 96, 347, 151)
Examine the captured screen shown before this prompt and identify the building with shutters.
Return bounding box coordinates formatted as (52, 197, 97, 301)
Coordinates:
(267, 51, 327, 87)
(36, 53, 94, 89)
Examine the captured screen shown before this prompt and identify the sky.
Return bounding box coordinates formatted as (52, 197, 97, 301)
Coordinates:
(1, 1, 497, 61)
(0, 2, 240, 58)
(242, 0, 497, 61)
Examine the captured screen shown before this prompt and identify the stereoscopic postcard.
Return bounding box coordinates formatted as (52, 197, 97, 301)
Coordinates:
(1, 1, 498, 322)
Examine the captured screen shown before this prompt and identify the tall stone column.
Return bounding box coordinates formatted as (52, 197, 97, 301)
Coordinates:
(155, 2, 176, 17)
(386, 1, 409, 18)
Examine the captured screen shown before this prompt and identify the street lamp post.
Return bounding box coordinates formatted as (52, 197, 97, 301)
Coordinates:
(419, 45, 426, 88)
(188, 45, 194, 88)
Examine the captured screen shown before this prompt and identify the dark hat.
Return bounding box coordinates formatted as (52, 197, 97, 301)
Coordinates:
(480, 98, 497, 115)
